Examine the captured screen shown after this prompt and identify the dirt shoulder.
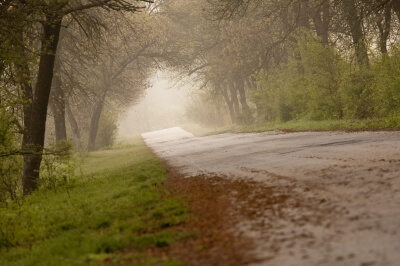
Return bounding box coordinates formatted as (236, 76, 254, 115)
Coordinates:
(157, 171, 257, 265)
(143, 129, 400, 265)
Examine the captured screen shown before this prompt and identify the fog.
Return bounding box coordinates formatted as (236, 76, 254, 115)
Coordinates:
(117, 71, 194, 137)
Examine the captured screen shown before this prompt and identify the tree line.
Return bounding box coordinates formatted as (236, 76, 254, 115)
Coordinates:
(1, 0, 400, 197)
(0, 0, 176, 196)
(161, 0, 400, 125)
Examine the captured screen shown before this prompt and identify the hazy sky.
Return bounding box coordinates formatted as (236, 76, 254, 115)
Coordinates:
(117, 71, 193, 136)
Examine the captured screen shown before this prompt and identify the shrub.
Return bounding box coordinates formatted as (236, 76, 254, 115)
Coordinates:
(340, 68, 375, 119)
(371, 47, 400, 118)
(0, 109, 21, 204)
(95, 113, 117, 150)
(40, 140, 76, 192)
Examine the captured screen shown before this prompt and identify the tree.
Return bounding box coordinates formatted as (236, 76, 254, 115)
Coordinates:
(56, 9, 173, 151)
(341, 0, 370, 67)
(1, 1, 149, 195)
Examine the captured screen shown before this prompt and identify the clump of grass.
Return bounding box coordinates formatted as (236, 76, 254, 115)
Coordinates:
(0, 136, 188, 265)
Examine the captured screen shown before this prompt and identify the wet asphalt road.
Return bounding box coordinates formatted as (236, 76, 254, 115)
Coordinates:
(142, 128, 400, 266)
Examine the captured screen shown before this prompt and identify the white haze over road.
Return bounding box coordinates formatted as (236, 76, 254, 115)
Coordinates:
(142, 127, 400, 266)
(118, 71, 193, 137)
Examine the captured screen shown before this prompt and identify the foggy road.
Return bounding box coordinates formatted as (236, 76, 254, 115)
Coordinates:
(142, 128, 400, 266)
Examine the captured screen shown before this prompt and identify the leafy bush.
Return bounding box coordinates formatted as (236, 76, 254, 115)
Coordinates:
(296, 31, 344, 120)
(253, 55, 309, 122)
(0, 109, 22, 205)
(371, 47, 400, 118)
(95, 112, 117, 150)
(40, 140, 76, 192)
(253, 30, 400, 123)
(340, 68, 374, 119)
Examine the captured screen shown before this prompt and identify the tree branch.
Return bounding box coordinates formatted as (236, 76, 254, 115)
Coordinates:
(62, 0, 151, 15)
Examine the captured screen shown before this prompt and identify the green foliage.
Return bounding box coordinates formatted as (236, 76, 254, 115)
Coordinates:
(371, 47, 400, 118)
(95, 112, 118, 150)
(296, 31, 344, 120)
(340, 68, 374, 119)
(39, 141, 76, 192)
(0, 138, 188, 265)
(253, 31, 345, 122)
(0, 109, 22, 205)
(253, 61, 309, 122)
(253, 30, 400, 124)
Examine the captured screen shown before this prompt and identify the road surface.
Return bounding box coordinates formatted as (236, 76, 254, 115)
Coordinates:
(142, 127, 400, 266)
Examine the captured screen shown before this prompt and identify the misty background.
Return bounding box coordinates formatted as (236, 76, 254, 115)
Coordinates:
(117, 71, 194, 136)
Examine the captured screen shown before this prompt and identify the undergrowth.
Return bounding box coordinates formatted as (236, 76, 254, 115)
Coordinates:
(0, 136, 188, 265)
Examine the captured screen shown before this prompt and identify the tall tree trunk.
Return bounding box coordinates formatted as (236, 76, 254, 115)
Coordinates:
(221, 85, 237, 124)
(342, 0, 369, 67)
(311, 1, 330, 45)
(229, 81, 240, 119)
(50, 65, 67, 142)
(21, 82, 33, 149)
(293, 1, 311, 29)
(50, 29, 67, 142)
(65, 99, 82, 150)
(236, 79, 250, 112)
(87, 99, 105, 152)
(236, 78, 253, 124)
(14, 31, 33, 151)
(376, 4, 391, 54)
(22, 16, 62, 195)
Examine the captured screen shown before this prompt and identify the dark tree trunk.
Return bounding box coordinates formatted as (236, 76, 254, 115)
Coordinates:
(65, 99, 82, 150)
(22, 17, 62, 195)
(293, 1, 311, 29)
(236, 78, 253, 124)
(311, 1, 330, 45)
(87, 99, 105, 152)
(376, 4, 391, 54)
(221, 85, 237, 124)
(21, 82, 33, 151)
(229, 81, 240, 118)
(50, 67, 67, 142)
(342, 0, 370, 67)
(14, 31, 34, 151)
(236, 79, 254, 124)
(236, 79, 250, 112)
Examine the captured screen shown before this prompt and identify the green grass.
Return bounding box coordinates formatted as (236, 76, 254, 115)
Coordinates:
(0, 136, 187, 266)
(234, 118, 400, 133)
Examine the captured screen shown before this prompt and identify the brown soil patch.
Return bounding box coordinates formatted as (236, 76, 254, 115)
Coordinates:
(155, 170, 340, 265)
(158, 173, 257, 265)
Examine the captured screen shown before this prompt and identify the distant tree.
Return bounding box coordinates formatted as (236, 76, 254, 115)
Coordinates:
(57, 9, 174, 151)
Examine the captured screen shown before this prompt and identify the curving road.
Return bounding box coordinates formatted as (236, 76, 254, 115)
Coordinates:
(142, 127, 400, 266)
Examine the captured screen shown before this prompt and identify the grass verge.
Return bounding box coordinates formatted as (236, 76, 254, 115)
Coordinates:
(234, 118, 400, 133)
(0, 136, 187, 265)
